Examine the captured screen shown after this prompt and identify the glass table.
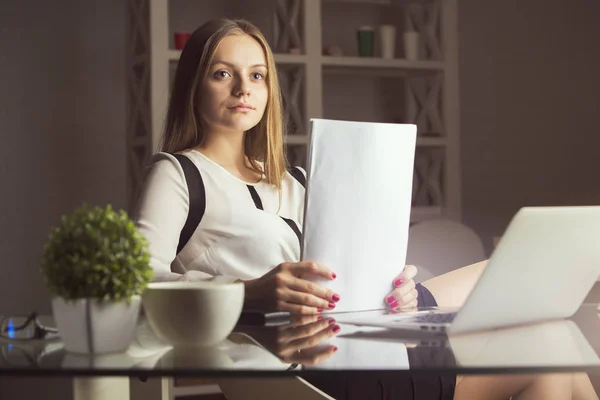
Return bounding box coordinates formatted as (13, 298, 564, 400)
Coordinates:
(2, 305, 600, 400)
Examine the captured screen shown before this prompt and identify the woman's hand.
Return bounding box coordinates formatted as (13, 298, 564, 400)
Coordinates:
(242, 261, 341, 314)
(236, 315, 341, 365)
(271, 315, 340, 365)
(384, 264, 419, 310)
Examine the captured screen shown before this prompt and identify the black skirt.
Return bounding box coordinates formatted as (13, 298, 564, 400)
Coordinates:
(304, 283, 456, 400)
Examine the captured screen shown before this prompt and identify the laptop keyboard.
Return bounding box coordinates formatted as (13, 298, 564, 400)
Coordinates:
(396, 312, 457, 324)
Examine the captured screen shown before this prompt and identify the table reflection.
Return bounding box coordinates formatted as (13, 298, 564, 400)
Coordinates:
(1, 306, 599, 375)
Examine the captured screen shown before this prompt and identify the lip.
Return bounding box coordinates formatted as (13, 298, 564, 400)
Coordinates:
(228, 103, 254, 111)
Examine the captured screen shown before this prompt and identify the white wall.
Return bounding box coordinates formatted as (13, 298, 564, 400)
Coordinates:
(0, 1, 125, 398)
(458, 0, 600, 253)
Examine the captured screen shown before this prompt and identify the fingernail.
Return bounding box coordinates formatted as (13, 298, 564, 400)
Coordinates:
(331, 273, 337, 279)
(333, 346, 338, 352)
(389, 300, 399, 309)
(332, 325, 341, 333)
(394, 279, 403, 287)
(317, 308, 323, 313)
(332, 294, 340, 302)
(386, 295, 396, 304)
(328, 302, 336, 309)
(328, 318, 336, 326)
(317, 316, 323, 321)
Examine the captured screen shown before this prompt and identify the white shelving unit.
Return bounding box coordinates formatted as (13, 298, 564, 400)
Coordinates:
(126, 0, 460, 220)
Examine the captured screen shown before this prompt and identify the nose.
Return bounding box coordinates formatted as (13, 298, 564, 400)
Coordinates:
(233, 76, 251, 97)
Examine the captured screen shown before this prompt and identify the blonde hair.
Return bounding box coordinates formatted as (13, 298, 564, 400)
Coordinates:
(160, 19, 287, 189)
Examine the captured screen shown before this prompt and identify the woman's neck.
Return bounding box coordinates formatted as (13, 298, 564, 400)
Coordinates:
(193, 129, 263, 183)
(196, 129, 247, 169)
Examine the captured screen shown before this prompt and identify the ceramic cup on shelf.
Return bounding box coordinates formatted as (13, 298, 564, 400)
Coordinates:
(357, 26, 375, 57)
(379, 25, 396, 59)
(403, 31, 420, 60)
(174, 32, 191, 50)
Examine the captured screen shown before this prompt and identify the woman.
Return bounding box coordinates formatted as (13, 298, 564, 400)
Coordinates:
(134, 18, 598, 400)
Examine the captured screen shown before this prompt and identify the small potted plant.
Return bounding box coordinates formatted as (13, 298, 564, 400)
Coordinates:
(41, 204, 153, 354)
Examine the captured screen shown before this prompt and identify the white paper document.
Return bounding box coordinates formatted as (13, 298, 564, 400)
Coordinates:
(301, 119, 417, 312)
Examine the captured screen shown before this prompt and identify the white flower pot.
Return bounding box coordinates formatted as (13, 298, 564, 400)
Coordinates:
(51, 296, 141, 354)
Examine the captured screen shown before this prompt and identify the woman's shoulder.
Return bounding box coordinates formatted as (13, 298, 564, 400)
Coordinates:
(137, 152, 191, 195)
(148, 150, 207, 175)
(149, 150, 197, 164)
(145, 150, 216, 186)
(147, 151, 184, 175)
(286, 165, 306, 188)
(288, 165, 306, 174)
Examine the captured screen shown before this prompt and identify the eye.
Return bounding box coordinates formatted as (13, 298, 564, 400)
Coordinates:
(251, 72, 264, 80)
(214, 70, 231, 79)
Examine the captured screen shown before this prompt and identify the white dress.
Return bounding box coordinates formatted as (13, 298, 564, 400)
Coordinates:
(134, 149, 306, 283)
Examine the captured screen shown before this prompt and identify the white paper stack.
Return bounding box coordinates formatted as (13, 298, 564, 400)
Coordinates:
(301, 119, 417, 312)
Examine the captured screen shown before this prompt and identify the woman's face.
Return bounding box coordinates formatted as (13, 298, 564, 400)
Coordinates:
(199, 34, 269, 135)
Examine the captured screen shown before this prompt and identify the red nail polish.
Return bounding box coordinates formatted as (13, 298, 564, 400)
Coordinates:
(328, 318, 336, 325)
(386, 295, 396, 304)
(333, 346, 338, 352)
(332, 273, 337, 279)
(317, 308, 323, 313)
(328, 302, 336, 309)
(332, 294, 340, 302)
(332, 325, 341, 333)
(317, 316, 323, 321)
(394, 279, 403, 287)
(389, 300, 399, 309)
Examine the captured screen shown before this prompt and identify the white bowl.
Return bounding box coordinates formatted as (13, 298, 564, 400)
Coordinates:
(141, 281, 244, 347)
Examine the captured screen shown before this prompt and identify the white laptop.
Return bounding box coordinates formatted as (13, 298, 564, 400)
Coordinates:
(339, 206, 600, 335)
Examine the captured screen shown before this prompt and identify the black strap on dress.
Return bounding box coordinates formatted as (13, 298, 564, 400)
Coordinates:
(173, 154, 206, 254)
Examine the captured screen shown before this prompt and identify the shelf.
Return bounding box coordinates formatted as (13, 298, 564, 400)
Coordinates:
(323, 0, 395, 4)
(274, 54, 308, 65)
(417, 137, 446, 146)
(168, 50, 308, 65)
(410, 206, 442, 222)
(168, 51, 441, 71)
(285, 135, 309, 145)
(323, 0, 428, 7)
(321, 56, 443, 71)
(139, 0, 460, 221)
(323, 0, 427, 5)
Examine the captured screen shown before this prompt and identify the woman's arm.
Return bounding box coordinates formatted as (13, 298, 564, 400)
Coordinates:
(134, 153, 195, 281)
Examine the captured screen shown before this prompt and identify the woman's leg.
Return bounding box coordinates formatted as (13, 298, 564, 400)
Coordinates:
(454, 373, 572, 400)
(422, 261, 599, 400)
(572, 372, 600, 400)
(420, 260, 487, 308)
(454, 372, 599, 400)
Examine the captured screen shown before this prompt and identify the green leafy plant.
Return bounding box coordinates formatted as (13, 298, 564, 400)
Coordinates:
(41, 204, 153, 302)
